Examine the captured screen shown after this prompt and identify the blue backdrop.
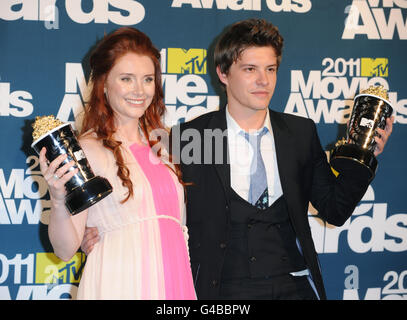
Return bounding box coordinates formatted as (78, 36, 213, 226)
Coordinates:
(0, 0, 406, 300)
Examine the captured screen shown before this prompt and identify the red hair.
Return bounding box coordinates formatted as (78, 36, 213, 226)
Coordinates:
(80, 27, 181, 203)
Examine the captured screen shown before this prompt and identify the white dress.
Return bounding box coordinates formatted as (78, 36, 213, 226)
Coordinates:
(76, 135, 195, 300)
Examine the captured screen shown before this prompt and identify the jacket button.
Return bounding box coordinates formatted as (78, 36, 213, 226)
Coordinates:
(250, 256, 256, 262)
(247, 223, 253, 229)
(225, 204, 229, 211)
(220, 243, 226, 249)
(212, 280, 218, 287)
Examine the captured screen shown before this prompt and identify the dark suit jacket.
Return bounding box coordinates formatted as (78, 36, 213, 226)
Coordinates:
(173, 107, 370, 300)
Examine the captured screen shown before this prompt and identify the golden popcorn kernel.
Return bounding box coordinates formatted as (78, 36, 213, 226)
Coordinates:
(32, 115, 65, 141)
(334, 138, 347, 148)
(360, 85, 389, 101)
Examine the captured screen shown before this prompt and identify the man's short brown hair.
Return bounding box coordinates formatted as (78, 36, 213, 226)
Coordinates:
(214, 19, 284, 75)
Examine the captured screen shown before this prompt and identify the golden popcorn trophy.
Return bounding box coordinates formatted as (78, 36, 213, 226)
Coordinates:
(31, 116, 112, 215)
(330, 86, 393, 180)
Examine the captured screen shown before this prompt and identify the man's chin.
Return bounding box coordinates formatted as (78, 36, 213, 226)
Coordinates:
(252, 105, 269, 111)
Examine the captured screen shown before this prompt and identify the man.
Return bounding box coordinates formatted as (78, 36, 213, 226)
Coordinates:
(82, 19, 393, 300)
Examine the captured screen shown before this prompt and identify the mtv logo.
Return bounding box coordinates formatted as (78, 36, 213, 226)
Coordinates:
(167, 48, 207, 74)
(360, 117, 374, 128)
(35, 252, 84, 284)
(360, 58, 388, 77)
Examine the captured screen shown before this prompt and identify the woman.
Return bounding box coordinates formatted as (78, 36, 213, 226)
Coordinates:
(39, 27, 196, 300)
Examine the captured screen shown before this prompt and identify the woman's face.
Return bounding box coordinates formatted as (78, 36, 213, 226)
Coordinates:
(104, 52, 155, 126)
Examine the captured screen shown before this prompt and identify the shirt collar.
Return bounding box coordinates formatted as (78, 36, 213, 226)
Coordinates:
(226, 105, 272, 136)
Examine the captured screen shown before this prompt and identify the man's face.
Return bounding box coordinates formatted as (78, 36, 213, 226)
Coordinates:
(217, 46, 278, 114)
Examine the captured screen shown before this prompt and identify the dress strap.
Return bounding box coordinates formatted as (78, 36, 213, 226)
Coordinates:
(141, 215, 189, 239)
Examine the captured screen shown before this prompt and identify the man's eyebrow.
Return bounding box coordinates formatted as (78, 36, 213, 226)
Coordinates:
(240, 63, 278, 67)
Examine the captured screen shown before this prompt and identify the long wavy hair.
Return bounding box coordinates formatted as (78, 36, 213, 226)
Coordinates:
(80, 27, 182, 203)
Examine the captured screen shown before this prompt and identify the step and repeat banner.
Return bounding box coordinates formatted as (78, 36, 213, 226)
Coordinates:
(0, 0, 406, 300)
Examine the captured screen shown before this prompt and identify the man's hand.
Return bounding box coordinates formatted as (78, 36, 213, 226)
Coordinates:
(374, 116, 394, 157)
(81, 227, 99, 255)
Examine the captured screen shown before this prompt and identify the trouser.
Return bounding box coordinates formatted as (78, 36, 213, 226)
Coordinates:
(219, 274, 318, 300)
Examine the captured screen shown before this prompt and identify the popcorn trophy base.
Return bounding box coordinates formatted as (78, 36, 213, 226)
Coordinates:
(65, 176, 112, 215)
(330, 143, 377, 181)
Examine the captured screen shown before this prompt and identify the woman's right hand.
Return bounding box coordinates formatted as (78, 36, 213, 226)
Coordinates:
(39, 147, 78, 203)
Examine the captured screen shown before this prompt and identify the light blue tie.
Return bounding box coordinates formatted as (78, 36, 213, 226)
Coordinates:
(243, 127, 268, 208)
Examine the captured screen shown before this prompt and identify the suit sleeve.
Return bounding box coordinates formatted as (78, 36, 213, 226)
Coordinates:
(309, 121, 371, 226)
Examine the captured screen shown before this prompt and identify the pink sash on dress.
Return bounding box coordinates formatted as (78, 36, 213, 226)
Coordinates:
(129, 143, 195, 299)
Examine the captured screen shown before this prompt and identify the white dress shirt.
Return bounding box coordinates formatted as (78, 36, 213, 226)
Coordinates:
(226, 106, 283, 206)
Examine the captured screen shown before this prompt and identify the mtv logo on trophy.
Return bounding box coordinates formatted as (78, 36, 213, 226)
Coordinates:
(330, 85, 393, 180)
(31, 115, 112, 215)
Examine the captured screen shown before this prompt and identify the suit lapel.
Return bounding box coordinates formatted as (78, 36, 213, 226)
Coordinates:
(207, 107, 231, 197)
(269, 110, 295, 201)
